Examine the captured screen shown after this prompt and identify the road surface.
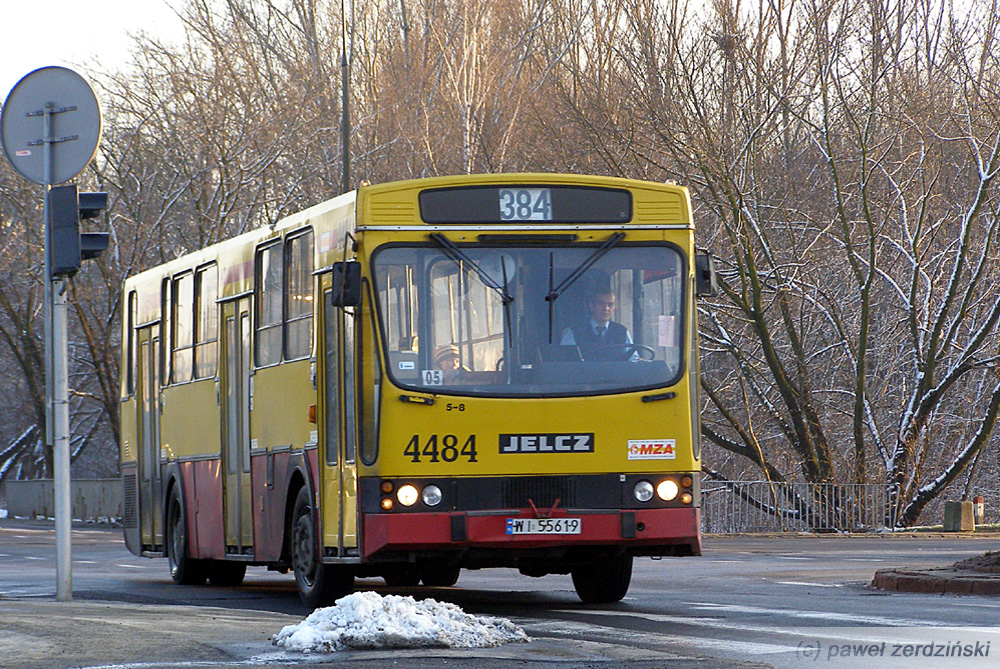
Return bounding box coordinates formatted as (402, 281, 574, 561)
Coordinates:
(1, 517, 997, 668)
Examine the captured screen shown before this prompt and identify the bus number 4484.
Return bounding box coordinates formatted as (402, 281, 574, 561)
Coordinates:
(404, 434, 478, 463)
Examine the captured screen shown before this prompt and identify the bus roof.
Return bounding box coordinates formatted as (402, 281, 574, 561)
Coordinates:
(123, 173, 691, 293)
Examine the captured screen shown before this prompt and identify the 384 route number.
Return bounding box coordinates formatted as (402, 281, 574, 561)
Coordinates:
(404, 434, 478, 463)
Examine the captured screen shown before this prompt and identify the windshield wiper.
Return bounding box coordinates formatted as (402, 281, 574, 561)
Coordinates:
(429, 233, 515, 349)
(545, 232, 625, 342)
(429, 233, 514, 305)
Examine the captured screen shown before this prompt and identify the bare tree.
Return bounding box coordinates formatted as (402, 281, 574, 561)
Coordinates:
(555, 0, 1000, 524)
(5, 0, 1000, 530)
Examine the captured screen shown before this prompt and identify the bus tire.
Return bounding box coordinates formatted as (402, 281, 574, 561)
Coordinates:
(166, 486, 208, 585)
(208, 560, 247, 587)
(421, 565, 460, 587)
(291, 487, 353, 608)
(571, 553, 632, 603)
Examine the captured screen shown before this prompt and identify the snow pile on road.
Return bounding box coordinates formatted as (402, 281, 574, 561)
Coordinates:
(273, 591, 530, 652)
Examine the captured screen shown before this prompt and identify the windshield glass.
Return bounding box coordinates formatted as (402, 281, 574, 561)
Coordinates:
(372, 243, 685, 396)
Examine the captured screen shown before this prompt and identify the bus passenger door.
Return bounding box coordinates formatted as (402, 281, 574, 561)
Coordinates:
(341, 305, 358, 551)
(137, 326, 163, 548)
(322, 293, 358, 555)
(221, 298, 253, 554)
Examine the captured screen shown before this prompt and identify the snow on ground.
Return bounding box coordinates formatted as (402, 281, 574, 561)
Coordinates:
(273, 591, 530, 653)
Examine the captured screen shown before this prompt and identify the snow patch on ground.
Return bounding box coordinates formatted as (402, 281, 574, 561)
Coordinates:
(273, 591, 530, 652)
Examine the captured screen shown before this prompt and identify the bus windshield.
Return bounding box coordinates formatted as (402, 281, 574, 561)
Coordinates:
(372, 242, 686, 396)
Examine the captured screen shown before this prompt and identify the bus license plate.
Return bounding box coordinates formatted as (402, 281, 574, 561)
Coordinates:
(506, 517, 582, 535)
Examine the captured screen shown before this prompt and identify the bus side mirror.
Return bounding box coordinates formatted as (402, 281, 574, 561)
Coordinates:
(695, 253, 718, 297)
(331, 261, 362, 307)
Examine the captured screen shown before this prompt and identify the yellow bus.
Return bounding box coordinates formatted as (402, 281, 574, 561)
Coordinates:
(120, 173, 714, 606)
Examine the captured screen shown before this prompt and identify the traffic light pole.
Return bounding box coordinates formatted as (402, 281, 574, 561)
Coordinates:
(4, 66, 105, 604)
(42, 102, 73, 602)
(52, 275, 72, 602)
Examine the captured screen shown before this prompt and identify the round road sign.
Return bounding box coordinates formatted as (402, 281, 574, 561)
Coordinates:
(1, 66, 102, 185)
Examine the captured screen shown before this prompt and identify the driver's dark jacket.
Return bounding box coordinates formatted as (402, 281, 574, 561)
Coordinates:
(568, 320, 630, 361)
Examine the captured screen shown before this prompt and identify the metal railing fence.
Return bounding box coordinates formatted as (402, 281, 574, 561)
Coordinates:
(701, 480, 897, 533)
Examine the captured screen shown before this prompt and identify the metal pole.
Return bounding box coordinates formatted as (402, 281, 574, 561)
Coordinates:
(341, 0, 350, 194)
(53, 276, 72, 601)
(43, 102, 73, 601)
(42, 107, 54, 462)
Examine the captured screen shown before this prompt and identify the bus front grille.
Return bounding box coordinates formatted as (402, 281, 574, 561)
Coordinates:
(502, 476, 577, 509)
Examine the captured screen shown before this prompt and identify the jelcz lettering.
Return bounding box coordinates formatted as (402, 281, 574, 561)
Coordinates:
(499, 433, 594, 453)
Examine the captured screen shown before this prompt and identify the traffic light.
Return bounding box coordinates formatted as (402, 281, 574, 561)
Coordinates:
(48, 184, 109, 278)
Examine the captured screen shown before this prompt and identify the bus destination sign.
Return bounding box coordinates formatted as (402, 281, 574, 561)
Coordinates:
(419, 185, 631, 224)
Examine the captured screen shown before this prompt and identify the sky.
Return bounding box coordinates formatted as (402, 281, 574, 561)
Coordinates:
(273, 591, 529, 652)
(1, 0, 184, 103)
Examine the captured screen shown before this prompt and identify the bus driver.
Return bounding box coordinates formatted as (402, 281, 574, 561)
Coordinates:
(560, 288, 638, 361)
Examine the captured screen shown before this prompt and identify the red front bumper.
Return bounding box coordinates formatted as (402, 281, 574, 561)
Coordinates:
(362, 507, 701, 559)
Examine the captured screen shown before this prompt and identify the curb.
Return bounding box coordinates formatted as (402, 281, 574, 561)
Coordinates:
(872, 568, 1000, 596)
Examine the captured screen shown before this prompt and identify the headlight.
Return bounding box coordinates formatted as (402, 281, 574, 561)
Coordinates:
(633, 480, 654, 502)
(657, 479, 679, 501)
(397, 484, 419, 506)
(680, 492, 693, 505)
(422, 485, 443, 507)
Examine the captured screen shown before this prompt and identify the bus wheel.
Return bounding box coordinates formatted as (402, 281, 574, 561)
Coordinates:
(166, 487, 207, 585)
(208, 561, 246, 587)
(421, 565, 460, 587)
(571, 554, 632, 604)
(291, 487, 353, 608)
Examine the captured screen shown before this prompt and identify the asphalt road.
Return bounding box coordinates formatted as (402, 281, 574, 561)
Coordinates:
(1, 517, 998, 669)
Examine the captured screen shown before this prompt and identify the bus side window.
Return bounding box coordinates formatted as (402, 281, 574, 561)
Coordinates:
(284, 230, 313, 361)
(256, 242, 283, 367)
(125, 290, 137, 397)
(194, 264, 218, 379)
(171, 271, 194, 384)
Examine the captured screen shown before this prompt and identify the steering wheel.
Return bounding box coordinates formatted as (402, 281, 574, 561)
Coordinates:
(589, 344, 656, 361)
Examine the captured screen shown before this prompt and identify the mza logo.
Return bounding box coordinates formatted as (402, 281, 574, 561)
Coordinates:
(627, 439, 676, 460)
(499, 433, 594, 453)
